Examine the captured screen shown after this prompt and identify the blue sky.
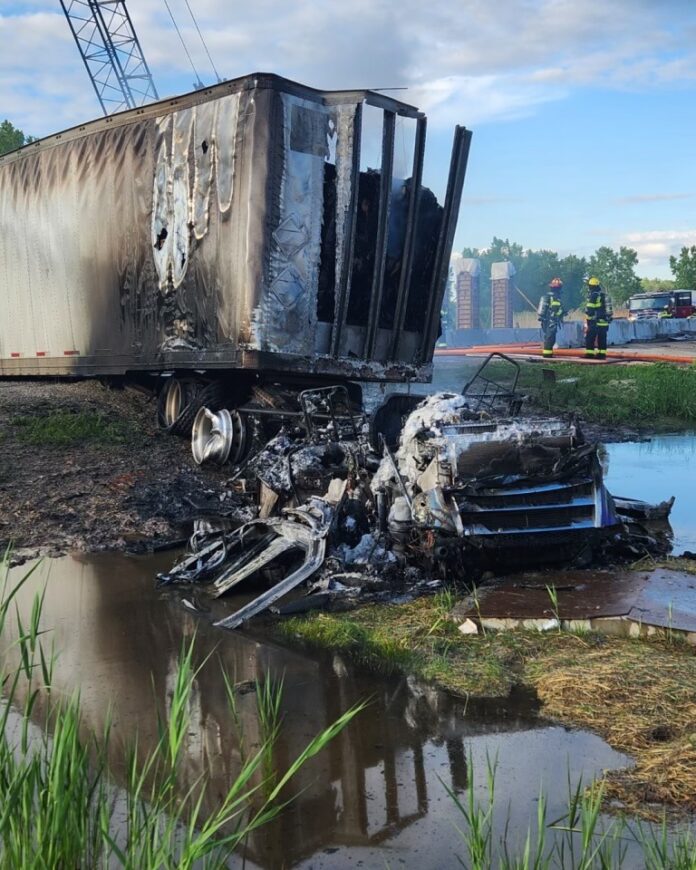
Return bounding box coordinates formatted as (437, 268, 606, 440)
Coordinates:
(3, 0, 696, 277)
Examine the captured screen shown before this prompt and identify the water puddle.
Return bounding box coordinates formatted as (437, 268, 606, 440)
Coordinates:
(605, 435, 696, 555)
(3, 552, 637, 868)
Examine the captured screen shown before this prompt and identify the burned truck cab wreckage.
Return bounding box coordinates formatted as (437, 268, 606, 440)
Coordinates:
(159, 356, 646, 629)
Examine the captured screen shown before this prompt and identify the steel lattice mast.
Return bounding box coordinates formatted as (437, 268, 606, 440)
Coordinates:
(59, 0, 159, 115)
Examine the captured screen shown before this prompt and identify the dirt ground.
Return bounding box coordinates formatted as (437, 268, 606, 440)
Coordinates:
(0, 380, 233, 564)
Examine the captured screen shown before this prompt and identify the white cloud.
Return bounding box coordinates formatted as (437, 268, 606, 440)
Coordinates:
(620, 228, 696, 271)
(3, 0, 696, 137)
(614, 193, 694, 204)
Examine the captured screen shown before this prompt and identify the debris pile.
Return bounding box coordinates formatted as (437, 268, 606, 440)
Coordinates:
(158, 355, 674, 628)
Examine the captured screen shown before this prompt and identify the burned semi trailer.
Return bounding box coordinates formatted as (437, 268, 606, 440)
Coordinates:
(0, 72, 470, 428)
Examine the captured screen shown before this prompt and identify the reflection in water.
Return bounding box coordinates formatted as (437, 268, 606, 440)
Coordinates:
(4, 553, 632, 869)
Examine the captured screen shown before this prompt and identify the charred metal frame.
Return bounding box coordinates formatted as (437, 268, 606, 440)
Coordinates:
(389, 117, 427, 361)
(461, 352, 523, 415)
(331, 105, 470, 364)
(332, 101, 436, 364)
(330, 103, 362, 358)
(421, 126, 472, 362)
(364, 111, 395, 358)
(299, 386, 360, 442)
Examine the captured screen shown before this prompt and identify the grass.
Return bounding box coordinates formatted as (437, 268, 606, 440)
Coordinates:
(0, 553, 364, 867)
(451, 757, 696, 869)
(278, 593, 696, 818)
(10, 410, 135, 446)
(527, 637, 696, 817)
(517, 361, 696, 429)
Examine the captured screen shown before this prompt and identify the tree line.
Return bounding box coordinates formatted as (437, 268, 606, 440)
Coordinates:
(0, 120, 35, 156)
(442, 237, 696, 331)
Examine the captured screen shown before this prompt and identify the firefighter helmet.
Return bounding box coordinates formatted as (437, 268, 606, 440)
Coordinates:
(549, 277, 563, 289)
(588, 276, 601, 286)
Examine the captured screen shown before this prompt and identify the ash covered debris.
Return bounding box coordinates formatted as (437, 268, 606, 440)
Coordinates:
(158, 356, 674, 628)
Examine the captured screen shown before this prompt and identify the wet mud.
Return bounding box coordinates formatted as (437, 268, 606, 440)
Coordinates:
(0, 381, 234, 564)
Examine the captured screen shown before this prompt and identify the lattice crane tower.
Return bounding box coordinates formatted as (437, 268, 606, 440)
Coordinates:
(59, 0, 159, 115)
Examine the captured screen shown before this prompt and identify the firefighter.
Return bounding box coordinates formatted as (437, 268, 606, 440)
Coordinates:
(585, 277, 613, 360)
(537, 277, 565, 358)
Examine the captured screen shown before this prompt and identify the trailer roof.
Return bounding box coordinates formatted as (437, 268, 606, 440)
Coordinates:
(0, 72, 422, 164)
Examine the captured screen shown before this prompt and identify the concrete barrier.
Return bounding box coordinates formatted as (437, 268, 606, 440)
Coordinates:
(608, 318, 696, 346)
(445, 319, 696, 349)
(445, 324, 583, 348)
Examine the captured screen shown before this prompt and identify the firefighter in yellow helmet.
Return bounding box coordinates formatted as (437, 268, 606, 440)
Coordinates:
(585, 277, 613, 360)
(537, 278, 565, 357)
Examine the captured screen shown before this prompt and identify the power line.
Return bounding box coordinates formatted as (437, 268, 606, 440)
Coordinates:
(182, 0, 222, 83)
(162, 0, 205, 89)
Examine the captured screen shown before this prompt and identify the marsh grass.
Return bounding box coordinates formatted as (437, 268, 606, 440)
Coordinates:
(451, 759, 696, 869)
(0, 553, 364, 867)
(11, 410, 134, 446)
(545, 585, 561, 632)
(518, 361, 696, 428)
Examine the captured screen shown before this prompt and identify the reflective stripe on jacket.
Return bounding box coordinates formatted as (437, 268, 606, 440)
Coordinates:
(538, 293, 564, 324)
(585, 291, 613, 325)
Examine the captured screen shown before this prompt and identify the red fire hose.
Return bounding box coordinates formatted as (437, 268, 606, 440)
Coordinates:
(434, 344, 696, 364)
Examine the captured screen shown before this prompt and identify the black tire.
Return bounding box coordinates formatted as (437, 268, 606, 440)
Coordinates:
(157, 379, 227, 437)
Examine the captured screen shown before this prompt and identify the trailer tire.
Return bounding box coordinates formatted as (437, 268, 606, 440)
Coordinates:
(157, 379, 226, 437)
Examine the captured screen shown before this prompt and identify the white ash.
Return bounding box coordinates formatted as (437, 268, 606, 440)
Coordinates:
(336, 533, 396, 566)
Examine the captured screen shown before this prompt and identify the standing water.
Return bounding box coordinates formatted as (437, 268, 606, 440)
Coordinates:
(604, 434, 696, 555)
(2, 552, 635, 868)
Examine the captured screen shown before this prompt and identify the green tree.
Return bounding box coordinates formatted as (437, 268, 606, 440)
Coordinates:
(516, 249, 561, 312)
(641, 277, 676, 292)
(0, 120, 34, 156)
(460, 239, 588, 323)
(669, 246, 696, 288)
(587, 246, 642, 305)
(556, 254, 588, 311)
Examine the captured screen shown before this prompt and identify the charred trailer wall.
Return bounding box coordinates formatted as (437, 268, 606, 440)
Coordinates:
(0, 74, 470, 381)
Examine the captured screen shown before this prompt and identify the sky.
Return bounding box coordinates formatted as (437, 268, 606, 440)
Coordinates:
(2, 0, 696, 277)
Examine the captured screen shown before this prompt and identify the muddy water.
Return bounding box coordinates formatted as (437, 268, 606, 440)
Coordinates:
(605, 434, 696, 555)
(4, 552, 635, 868)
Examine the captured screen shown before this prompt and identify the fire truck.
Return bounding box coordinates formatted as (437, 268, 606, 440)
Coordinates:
(627, 289, 695, 320)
